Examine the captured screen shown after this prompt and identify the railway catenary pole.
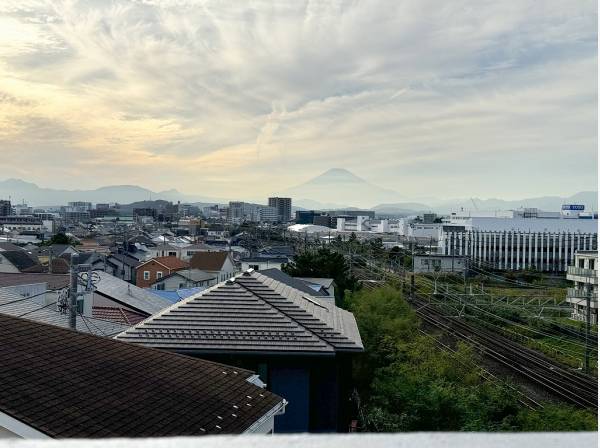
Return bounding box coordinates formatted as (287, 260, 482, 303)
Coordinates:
(584, 288, 592, 373)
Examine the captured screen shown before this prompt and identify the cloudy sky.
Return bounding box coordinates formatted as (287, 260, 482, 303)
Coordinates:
(0, 0, 597, 201)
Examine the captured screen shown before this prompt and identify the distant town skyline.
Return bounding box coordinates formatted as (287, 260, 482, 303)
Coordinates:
(0, 1, 597, 199)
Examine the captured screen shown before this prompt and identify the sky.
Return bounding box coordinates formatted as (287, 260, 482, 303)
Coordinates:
(0, 0, 597, 201)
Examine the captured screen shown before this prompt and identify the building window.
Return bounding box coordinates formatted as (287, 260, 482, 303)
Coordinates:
(143, 271, 150, 280)
(168, 252, 177, 257)
(590, 259, 595, 270)
(156, 271, 163, 279)
(156, 283, 165, 290)
(250, 264, 260, 270)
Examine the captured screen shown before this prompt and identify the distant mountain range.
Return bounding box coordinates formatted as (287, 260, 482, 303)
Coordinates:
(285, 169, 597, 214)
(284, 168, 403, 209)
(0, 173, 596, 215)
(0, 178, 225, 207)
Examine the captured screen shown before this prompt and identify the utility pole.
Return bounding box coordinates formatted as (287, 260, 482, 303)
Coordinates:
(69, 254, 80, 330)
(463, 256, 468, 295)
(584, 289, 592, 373)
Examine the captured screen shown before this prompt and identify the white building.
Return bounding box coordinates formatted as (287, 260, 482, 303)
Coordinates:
(438, 206, 598, 272)
(259, 206, 279, 223)
(565, 251, 597, 324)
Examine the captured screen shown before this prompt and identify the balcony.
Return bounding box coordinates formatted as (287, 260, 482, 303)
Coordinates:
(567, 266, 598, 283)
(567, 287, 598, 300)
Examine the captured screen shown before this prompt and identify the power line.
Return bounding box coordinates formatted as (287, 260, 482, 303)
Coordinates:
(0, 287, 66, 308)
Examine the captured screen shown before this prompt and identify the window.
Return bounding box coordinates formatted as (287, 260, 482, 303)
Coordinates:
(143, 271, 150, 280)
(590, 259, 595, 271)
(156, 271, 163, 279)
(168, 252, 176, 257)
(579, 259, 585, 268)
(250, 264, 260, 270)
(156, 283, 165, 290)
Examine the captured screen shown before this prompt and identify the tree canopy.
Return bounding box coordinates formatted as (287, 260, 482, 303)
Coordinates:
(347, 286, 597, 431)
(282, 248, 359, 304)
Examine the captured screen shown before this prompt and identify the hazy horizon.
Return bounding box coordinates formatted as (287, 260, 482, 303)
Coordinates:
(0, 1, 597, 199)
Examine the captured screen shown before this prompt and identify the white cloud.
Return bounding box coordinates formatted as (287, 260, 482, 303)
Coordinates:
(0, 0, 596, 199)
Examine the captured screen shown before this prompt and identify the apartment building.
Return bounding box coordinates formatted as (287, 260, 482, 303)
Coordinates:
(566, 251, 598, 324)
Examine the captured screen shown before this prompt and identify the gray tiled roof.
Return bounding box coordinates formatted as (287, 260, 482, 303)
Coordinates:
(0, 288, 129, 336)
(116, 270, 363, 354)
(154, 268, 216, 284)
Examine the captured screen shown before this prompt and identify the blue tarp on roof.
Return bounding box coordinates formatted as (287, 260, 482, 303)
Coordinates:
(151, 287, 206, 304)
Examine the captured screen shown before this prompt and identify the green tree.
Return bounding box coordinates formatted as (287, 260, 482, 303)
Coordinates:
(347, 286, 598, 432)
(40, 232, 76, 246)
(282, 248, 359, 305)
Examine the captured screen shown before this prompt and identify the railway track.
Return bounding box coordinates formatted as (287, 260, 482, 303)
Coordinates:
(410, 295, 598, 410)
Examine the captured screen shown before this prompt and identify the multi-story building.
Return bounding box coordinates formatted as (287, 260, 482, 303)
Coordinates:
(0, 200, 11, 217)
(0, 216, 43, 233)
(227, 201, 261, 224)
(67, 201, 92, 211)
(566, 251, 598, 324)
(268, 197, 292, 222)
(438, 206, 598, 272)
(259, 206, 279, 223)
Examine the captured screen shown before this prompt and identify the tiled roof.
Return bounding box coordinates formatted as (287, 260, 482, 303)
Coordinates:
(0, 288, 128, 336)
(0, 273, 70, 290)
(117, 270, 363, 354)
(153, 268, 216, 285)
(140, 256, 189, 271)
(241, 256, 289, 263)
(0, 313, 284, 438)
(107, 253, 141, 267)
(0, 242, 22, 251)
(0, 250, 40, 272)
(190, 251, 231, 271)
(49, 257, 70, 274)
(92, 306, 148, 326)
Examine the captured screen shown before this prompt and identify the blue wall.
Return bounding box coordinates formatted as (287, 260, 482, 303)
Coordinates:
(270, 366, 310, 432)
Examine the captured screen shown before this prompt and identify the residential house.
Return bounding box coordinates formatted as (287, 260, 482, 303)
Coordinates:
(135, 256, 190, 288)
(181, 243, 217, 261)
(105, 253, 141, 283)
(117, 269, 363, 433)
(89, 271, 172, 319)
(190, 251, 238, 282)
(76, 252, 106, 271)
(297, 277, 336, 299)
(0, 313, 286, 438)
(151, 268, 216, 290)
(148, 243, 184, 259)
(240, 256, 289, 272)
(37, 244, 79, 264)
(0, 287, 128, 337)
(258, 269, 333, 300)
(0, 272, 69, 307)
(0, 250, 42, 273)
